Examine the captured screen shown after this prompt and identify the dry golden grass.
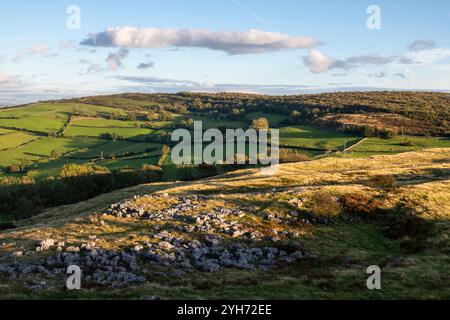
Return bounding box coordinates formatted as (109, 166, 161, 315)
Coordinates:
(0, 148, 449, 299)
(2, 148, 449, 249)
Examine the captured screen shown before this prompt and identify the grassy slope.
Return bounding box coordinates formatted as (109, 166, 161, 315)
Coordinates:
(0, 132, 39, 150)
(349, 136, 450, 157)
(0, 137, 102, 167)
(1, 148, 449, 299)
(280, 126, 362, 150)
(64, 117, 153, 139)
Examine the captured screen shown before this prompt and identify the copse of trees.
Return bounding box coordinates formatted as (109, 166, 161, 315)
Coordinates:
(251, 118, 269, 130)
(0, 164, 163, 222)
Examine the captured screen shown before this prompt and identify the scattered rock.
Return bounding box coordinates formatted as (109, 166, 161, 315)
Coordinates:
(66, 246, 80, 253)
(10, 251, 23, 258)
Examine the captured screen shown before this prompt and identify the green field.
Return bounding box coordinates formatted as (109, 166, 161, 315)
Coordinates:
(64, 117, 153, 140)
(0, 132, 39, 150)
(69, 140, 161, 159)
(0, 116, 67, 134)
(280, 126, 362, 150)
(0, 102, 126, 118)
(246, 112, 288, 125)
(0, 128, 15, 135)
(0, 102, 130, 134)
(1, 101, 449, 182)
(97, 156, 160, 170)
(192, 115, 248, 129)
(0, 137, 102, 167)
(349, 136, 450, 157)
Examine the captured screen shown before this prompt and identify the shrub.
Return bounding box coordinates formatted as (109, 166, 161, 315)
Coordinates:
(368, 175, 397, 190)
(279, 149, 310, 163)
(399, 139, 416, 147)
(341, 193, 382, 216)
(307, 192, 342, 218)
(5, 165, 21, 173)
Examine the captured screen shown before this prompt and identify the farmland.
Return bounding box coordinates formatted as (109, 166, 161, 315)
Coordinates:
(345, 136, 450, 158)
(0, 93, 449, 182)
(0, 92, 449, 300)
(279, 126, 362, 150)
(1, 148, 449, 299)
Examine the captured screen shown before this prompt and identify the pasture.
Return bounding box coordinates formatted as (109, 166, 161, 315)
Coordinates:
(0, 101, 449, 182)
(348, 136, 450, 157)
(64, 117, 153, 140)
(0, 132, 39, 150)
(279, 126, 362, 150)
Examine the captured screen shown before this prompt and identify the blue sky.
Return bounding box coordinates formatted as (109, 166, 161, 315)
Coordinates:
(0, 0, 449, 105)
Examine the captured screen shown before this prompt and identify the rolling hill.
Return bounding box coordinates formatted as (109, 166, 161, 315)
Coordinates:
(0, 148, 449, 299)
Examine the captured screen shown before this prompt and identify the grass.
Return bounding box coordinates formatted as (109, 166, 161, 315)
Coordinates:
(1, 102, 449, 185)
(348, 136, 450, 157)
(246, 112, 288, 126)
(67, 140, 160, 159)
(64, 117, 153, 140)
(191, 115, 248, 129)
(0, 102, 128, 134)
(0, 128, 15, 135)
(0, 102, 126, 118)
(0, 132, 39, 150)
(280, 126, 362, 150)
(0, 116, 67, 134)
(0, 137, 101, 167)
(0, 148, 449, 299)
(97, 156, 160, 170)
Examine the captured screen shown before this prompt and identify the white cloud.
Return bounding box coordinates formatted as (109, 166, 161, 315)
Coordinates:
(303, 50, 336, 73)
(106, 48, 129, 70)
(113, 75, 320, 95)
(79, 60, 104, 75)
(14, 43, 48, 61)
(0, 71, 23, 88)
(0, 72, 13, 84)
(405, 48, 450, 64)
(303, 50, 413, 73)
(81, 27, 320, 55)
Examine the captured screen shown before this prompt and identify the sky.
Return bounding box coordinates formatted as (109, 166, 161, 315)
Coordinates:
(0, 0, 449, 105)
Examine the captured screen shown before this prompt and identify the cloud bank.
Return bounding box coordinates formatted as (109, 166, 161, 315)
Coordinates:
(81, 27, 320, 55)
(408, 39, 437, 52)
(303, 50, 413, 73)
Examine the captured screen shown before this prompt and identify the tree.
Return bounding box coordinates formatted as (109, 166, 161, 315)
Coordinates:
(181, 118, 194, 129)
(160, 111, 174, 121)
(158, 145, 171, 166)
(126, 112, 137, 121)
(193, 98, 203, 110)
(290, 111, 302, 124)
(364, 126, 376, 137)
(50, 149, 60, 159)
(251, 118, 269, 130)
(18, 159, 32, 171)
